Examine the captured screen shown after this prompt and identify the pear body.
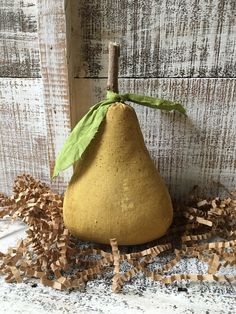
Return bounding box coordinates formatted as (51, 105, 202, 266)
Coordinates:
(63, 103, 173, 245)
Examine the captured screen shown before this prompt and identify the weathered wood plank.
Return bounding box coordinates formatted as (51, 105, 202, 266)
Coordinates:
(73, 78, 236, 199)
(70, 0, 236, 78)
(0, 0, 37, 33)
(38, 0, 72, 193)
(0, 78, 50, 194)
(0, 0, 72, 194)
(0, 0, 40, 77)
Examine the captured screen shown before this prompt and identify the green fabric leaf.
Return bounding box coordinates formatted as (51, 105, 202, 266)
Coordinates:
(124, 93, 186, 116)
(53, 100, 113, 178)
(106, 91, 187, 115)
(53, 91, 187, 177)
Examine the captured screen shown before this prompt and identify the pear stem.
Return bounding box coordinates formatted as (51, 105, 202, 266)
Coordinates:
(107, 42, 120, 93)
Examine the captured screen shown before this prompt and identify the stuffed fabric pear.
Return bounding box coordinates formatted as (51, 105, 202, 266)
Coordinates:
(54, 92, 186, 245)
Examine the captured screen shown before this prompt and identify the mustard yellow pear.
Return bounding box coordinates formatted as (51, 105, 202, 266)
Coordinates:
(63, 102, 173, 245)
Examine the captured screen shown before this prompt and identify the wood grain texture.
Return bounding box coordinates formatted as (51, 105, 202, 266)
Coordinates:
(0, 0, 235, 202)
(0, 0, 41, 77)
(73, 78, 236, 199)
(38, 0, 72, 192)
(70, 0, 236, 78)
(0, 78, 50, 194)
(0, 0, 72, 194)
(65, 0, 78, 129)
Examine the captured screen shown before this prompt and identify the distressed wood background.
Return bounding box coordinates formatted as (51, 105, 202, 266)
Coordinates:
(0, 0, 235, 199)
(0, 0, 71, 195)
(66, 0, 236, 199)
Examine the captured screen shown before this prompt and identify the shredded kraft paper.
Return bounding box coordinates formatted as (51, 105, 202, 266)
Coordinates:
(0, 174, 235, 292)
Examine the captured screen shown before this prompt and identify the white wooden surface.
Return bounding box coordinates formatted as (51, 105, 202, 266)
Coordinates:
(38, 0, 72, 192)
(67, 0, 236, 199)
(0, 0, 71, 195)
(0, 0, 235, 199)
(70, 0, 236, 78)
(0, 0, 40, 77)
(0, 78, 49, 194)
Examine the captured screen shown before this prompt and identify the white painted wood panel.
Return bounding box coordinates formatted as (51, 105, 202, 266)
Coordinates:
(38, 0, 72, 192)
(0, 0, 235, 200)
(0, 0, 40, 77)
(0, 78, 49, 194)
(69, 0, 236, 78)
(0, 0, 72, 195)
(73, 78, 236, 199)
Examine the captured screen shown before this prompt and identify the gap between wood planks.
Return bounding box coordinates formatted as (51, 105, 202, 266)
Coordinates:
(74, 77, 236, 79)
(0, 76, 42, 79)
(1, 77, 235, 81)
(2, 76, 235, 80)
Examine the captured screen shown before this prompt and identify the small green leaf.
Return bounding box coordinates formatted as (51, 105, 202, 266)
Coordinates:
(126, 93, 187, 116)
(53, 100, 112, 177)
